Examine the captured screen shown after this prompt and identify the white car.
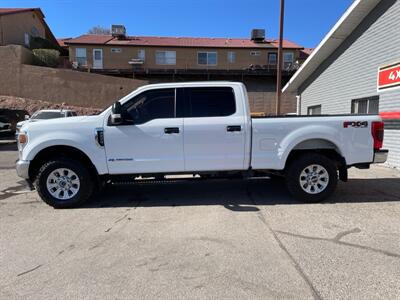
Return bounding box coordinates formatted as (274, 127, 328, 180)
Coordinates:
(16, 109, 77, 133)
(16, 82, 388, 208)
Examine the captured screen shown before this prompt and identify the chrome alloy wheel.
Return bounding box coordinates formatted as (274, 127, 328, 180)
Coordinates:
(46, 168, 80, 200)
(299, 164, 329, 194)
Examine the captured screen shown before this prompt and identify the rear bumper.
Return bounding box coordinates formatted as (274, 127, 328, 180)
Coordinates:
(373, 149, 388, 164)
(16, 160, 30, 179)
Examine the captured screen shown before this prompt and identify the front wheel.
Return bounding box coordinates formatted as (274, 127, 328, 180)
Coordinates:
(285, 153, 338, 203)
(35, 158, 94, 208)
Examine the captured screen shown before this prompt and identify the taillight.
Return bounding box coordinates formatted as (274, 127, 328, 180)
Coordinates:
(371, 121, 384, 150)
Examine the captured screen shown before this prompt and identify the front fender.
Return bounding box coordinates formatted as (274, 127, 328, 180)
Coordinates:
(23, 132, 108, 175)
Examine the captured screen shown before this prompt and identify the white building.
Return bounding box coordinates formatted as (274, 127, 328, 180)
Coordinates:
(283, 0, 400, 168)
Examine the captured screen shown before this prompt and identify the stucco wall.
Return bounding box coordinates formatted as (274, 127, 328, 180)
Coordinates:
(0, 63, 148, 108)
(0, 45, 35, 65)
(0, 46, 148, 108)
(0, 11, 46, 46)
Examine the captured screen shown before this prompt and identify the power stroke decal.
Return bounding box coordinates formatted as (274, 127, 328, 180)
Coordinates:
(108, 158, 134, 162)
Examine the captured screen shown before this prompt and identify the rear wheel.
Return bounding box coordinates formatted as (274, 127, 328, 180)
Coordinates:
(285, 153, 338, 202)
(35, 158, 94, 208)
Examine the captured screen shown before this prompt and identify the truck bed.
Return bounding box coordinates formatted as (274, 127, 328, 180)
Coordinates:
(250, 114, 380, 170)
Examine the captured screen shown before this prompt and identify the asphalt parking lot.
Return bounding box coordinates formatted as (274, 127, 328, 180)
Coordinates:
(1, 143, 400, 299)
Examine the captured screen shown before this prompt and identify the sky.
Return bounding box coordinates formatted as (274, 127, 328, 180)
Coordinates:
(2, 0, 353, 48)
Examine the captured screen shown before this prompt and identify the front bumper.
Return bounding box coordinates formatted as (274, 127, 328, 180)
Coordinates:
(373, 149, 388, 164)
(16, 160, 30, 179)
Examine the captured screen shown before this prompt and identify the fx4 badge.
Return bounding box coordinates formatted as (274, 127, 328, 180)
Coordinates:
(343, 121, 368, 128)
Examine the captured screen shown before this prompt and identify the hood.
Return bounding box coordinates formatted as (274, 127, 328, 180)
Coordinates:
(21, 115, 100, 132)
(17, 118, 44, 127)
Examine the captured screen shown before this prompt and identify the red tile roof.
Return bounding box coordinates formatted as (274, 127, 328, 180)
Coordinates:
(302, 48, 314, 55)
(57, 38, 72, 47)
(299, 48, 314, 59)
(65, 34, 303, 49)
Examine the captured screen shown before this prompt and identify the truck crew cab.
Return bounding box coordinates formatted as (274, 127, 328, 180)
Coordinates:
(16, 82, 388, 208)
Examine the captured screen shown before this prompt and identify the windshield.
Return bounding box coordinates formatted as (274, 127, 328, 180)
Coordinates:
(32, 111, 65, 120)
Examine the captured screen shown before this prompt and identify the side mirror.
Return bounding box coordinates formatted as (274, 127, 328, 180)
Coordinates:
(24, 115, 30, 120)
(110, 102, 123, 125)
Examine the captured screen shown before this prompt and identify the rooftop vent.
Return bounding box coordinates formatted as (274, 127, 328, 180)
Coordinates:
(111, 25, 126, 39)
(251, 29, 265, 42)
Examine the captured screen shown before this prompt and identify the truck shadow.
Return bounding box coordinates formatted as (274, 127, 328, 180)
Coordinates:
(84, 177, 400, 210)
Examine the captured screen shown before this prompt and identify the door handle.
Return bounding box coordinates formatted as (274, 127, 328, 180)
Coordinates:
(227, 125, 242, 132)
(164, 127, 180, 134)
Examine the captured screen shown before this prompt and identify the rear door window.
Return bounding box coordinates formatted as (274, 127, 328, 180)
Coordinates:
(184, 87, 236, 118)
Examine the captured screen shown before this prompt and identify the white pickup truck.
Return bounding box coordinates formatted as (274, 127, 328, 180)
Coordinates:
(16, 82, 388, 208)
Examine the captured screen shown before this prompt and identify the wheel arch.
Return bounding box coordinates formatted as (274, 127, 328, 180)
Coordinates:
(278, 124, 346, 170)
(284, 139, 348, 182)
(28, 145, 99, 182)
(285, 138, 346, 170)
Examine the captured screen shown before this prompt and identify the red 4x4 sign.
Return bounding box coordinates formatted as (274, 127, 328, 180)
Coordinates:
(378, 62, 400, 92)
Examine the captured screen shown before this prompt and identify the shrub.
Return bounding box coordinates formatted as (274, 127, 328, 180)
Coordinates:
(32, 49, 60, 67)
(30, 36, 59, 50)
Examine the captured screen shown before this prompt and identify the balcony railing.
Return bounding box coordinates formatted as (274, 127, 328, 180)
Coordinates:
(248, 62, 300, 72)
(73, 60, 301, 76)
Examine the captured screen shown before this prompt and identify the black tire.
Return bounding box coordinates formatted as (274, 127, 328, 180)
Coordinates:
(35, 158, 94, 208)
(285, 153, 338, 203)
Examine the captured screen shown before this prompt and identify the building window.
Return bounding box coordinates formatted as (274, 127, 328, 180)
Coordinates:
(268, 53, 277, 65)
(198, 52, 217, 65)
(351, 96, 379, 114)
(307, 105, 322, 115)
(138, 49, 145, 61)
(283, 52, 294, 63)
(111, 48, 122, 53)
(156, 51, 176, 65)
(75, 48, 87, 65)
(31, 26, 39, 37)
(24, 33, 30, 47)
(227, 51, 236, 63)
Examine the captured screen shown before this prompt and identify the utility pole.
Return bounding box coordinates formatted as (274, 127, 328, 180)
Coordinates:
(275, 0, 285, 115)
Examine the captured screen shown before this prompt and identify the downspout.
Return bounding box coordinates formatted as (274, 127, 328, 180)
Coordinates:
(296, 94, 301, 115)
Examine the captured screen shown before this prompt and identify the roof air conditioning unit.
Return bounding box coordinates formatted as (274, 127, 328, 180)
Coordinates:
(111, 25, 126, 39)
(251, 29, 265, 42)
